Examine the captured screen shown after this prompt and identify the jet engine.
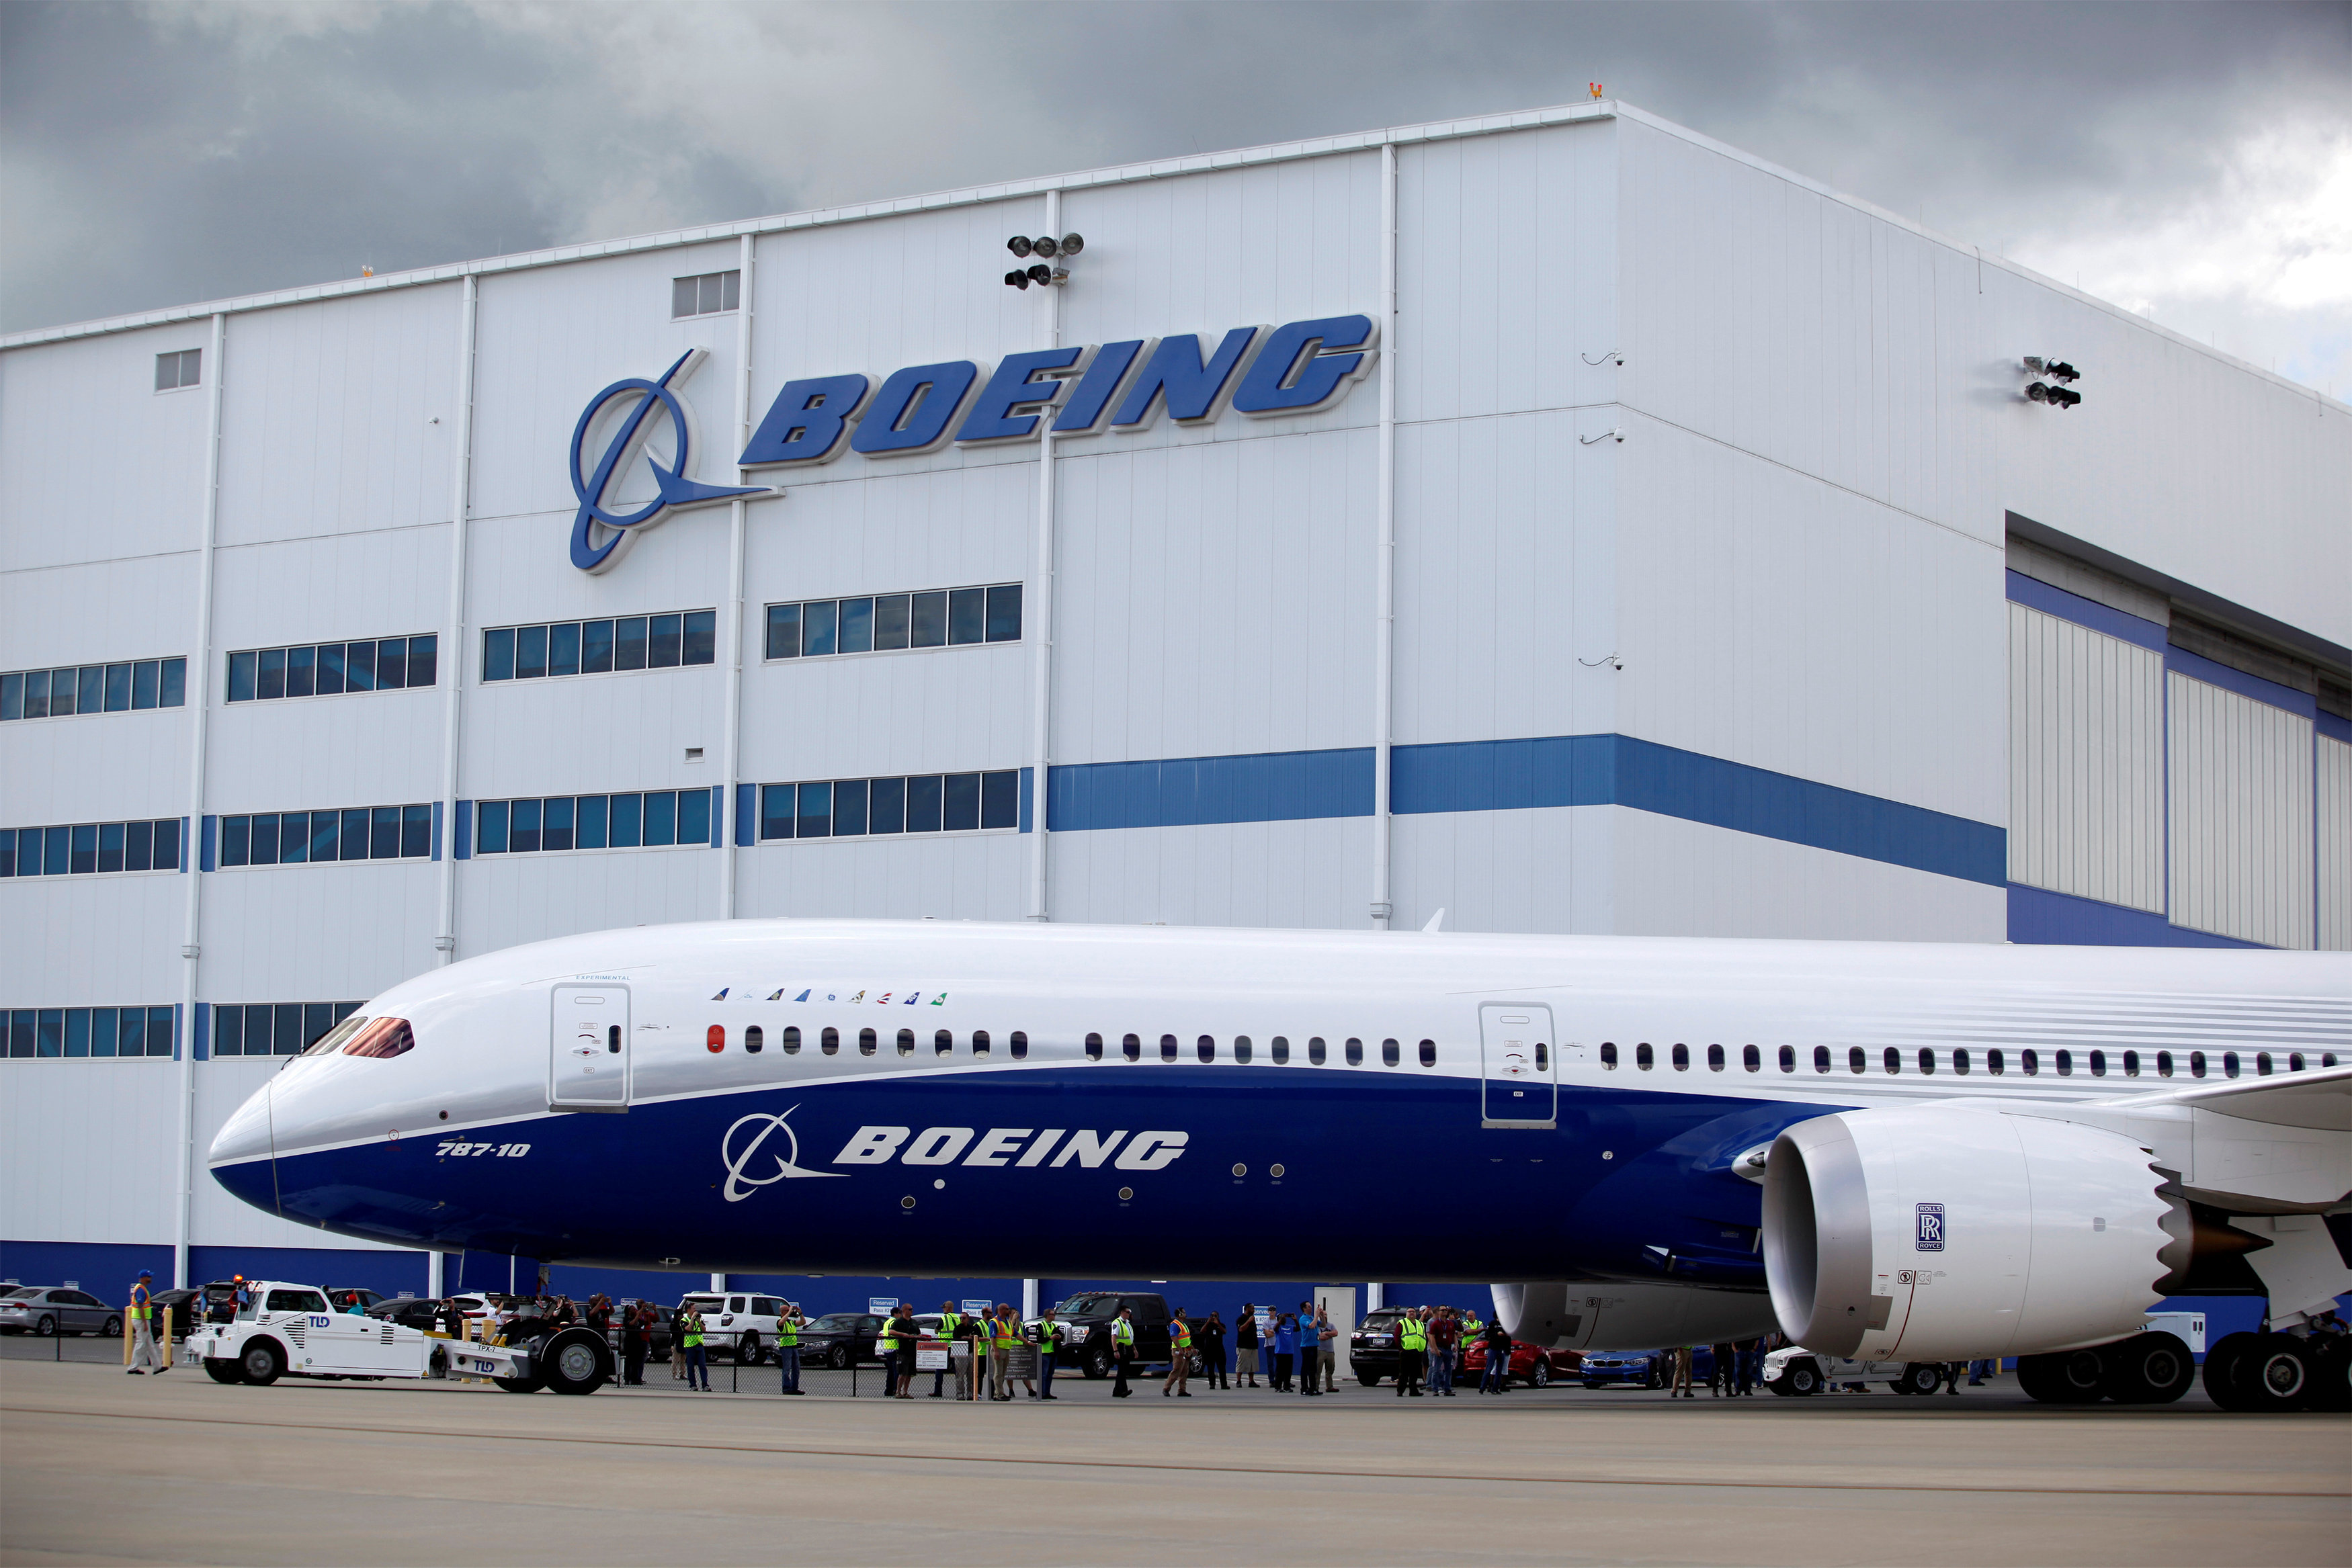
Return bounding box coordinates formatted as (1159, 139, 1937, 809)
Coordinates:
(1761, 1107, 2171, 1362)
(1490, 1281, 1777, 1352)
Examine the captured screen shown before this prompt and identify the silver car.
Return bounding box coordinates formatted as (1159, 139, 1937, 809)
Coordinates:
(0, 1286, 120, 1337)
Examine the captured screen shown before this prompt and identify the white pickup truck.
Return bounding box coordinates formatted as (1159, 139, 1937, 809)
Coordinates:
(185, 1280, 613, 1395)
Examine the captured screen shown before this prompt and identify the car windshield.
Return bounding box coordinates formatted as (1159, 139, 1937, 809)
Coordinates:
(1, 1289, 38, 1300)
(681, 1295, 722, 1310)
(806, 1313, 867, 1332)
(1056, 1294, 1120, 1315)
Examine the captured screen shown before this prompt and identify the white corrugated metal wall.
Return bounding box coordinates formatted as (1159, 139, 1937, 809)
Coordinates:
(2319, 735, 2352, 952)
(2167, 673, 2315, 948)
(2006, 603, 2164, 910)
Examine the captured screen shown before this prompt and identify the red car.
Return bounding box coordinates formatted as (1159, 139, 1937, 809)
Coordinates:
(1458, 1338, 1582, 1389)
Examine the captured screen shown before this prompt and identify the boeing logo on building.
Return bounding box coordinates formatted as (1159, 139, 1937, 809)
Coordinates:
(568, 347, 767, 574)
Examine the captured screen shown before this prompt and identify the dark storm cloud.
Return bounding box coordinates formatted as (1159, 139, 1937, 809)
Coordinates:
(4, 1, 2346, 385)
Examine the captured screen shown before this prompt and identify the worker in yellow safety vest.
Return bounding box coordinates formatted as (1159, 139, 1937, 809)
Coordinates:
(1396, 1307, 1428, 1397)
(931, 1302, 962, 1398)
(987, 1305, 1021, 1401)
(679, 1303, 710, 1391)
(1110, 1308, 1136, 1398)
(1034, 1314, 1061, 1401)
(1163, 1309, 1195, 1397)
(126, 1270, 163, 1375)
(775, 1302, 804, 1396)
(888, 1304, 918, 1397)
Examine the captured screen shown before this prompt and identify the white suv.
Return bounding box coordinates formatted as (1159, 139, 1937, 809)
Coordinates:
(679, 1293, 798, 1364)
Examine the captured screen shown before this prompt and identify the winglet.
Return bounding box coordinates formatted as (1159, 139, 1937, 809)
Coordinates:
(1421, 908, 1447, 932)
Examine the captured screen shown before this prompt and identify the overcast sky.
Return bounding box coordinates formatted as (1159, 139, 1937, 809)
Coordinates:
(5, 1, 2347, 391)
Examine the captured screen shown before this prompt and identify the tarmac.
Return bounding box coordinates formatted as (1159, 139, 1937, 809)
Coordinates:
(1, 1354, 2345, 1566)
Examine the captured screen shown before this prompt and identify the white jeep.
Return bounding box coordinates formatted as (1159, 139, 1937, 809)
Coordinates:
(185, 1280, 612, 1395)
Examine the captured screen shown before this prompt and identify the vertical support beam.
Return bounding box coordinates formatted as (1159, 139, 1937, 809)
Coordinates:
(427, 1250, 445, 1301)
(1370, 142, 1399, 930)
(173, 312, 226, 1291)
(719, 233, 757, 920)
(434, 273, 480, 966)
(1022, 1278, 1041, 1321)
(1025, 189, 1062, 922)
(712, 1272, 728, 1293)
(1367, 1282, 1386, 1313)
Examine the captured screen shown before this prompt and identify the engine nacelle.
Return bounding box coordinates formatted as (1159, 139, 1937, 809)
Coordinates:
(1491, 1282, 1777, 1352)
(1763, 1107, 2170, 1362)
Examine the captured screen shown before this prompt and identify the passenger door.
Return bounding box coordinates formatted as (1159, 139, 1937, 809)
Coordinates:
(1479, 1003, 1556, 1128)
(550, 985, 630, 1110)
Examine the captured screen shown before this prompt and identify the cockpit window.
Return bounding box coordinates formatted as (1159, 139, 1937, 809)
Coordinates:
(343, 1017, 415, 1058)
(303, 1014, 372, 1056)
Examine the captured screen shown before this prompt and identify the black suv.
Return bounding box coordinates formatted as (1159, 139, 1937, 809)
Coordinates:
(1348, 1308, 1409, 1385)
(1042, 1292, 1172, 1378)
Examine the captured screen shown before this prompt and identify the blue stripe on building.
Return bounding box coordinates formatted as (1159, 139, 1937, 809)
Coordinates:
(1047, 746, 1374, 832)
(2005, 884, 2270, 949)
(2004, 569, 2169, 652)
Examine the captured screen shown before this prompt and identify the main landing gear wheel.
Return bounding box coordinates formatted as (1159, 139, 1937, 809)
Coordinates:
(2305, 1336, 2352, 1413)
(1894, 1364, 1943, 1396)
(239, 1339, 286, 1387)
(2242, 1334, 2315, 1411)
(541, 1327, 612, 1395)
(204, 1358, 244, 1384)
(2017, 1347, 2105, 1405)
(2099, 1332, 2195, 1405)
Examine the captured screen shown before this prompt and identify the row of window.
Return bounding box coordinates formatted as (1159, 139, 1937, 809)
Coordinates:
(228, 638, 437, 702)
(700, 1026, 1431, 1068)
(220, 808, 431, 867)
(759, 773, 1019, 839)
(710, 1025, 1031, 1058)
(2, 821, 182, 877)
(3, 660, 187, 721)
(673, 269, 741, 319)
(5, 1008, 177, 1058)
(484, 612, 714, 682)
(476, 791, 711, 855)
(213, 1001, 362, 1057)
(1600, 1041, 2343, 1078)
(765, 584, 1021, 660)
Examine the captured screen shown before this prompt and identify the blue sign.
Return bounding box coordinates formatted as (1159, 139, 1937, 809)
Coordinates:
(1915, 1202, 1945, 1252)
(568, 347, 767, 574)
(738, 315, 1377, 470)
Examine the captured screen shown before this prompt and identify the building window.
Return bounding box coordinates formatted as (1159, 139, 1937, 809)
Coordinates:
(211, 1001, 360, 1057)
(3, 659, 186, 720)
(7, 1006, 176, 1059)
(219, 806, 430, 866)
(482, 613, 714, 682)
(757, 771, 1017, 839)
(673, 270, 740, 319)
(765, 584, 1020, 660)
(227, 638, 435, 702)
(2, 820, 181, 877)
(474, 790, 712, 854)
(155, 349, 202, 392)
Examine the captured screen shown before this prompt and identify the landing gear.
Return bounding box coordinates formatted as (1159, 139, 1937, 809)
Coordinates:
(2206, 1333, 2317, 1413)
(2099, 1332, 2195, 1405)
(2017, 1346, 2105, 1405)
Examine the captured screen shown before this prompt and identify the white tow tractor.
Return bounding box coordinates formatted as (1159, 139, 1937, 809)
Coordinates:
(186, 1281, 612, 1395)
(1762, 1311, 2208, 1402)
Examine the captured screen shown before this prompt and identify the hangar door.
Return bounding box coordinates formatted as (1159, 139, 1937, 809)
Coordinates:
(1479, 1003, 1556, 1129)
(551, 985, 630, 1110)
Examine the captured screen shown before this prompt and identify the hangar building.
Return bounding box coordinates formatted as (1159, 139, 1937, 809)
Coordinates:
(3, 98, 2346, 1304)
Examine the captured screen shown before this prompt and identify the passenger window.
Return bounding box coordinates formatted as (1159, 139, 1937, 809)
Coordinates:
(1846, 1047, 1863, 1074)
(2089, 1049, 2108, 1077)
(1884, 1047, 1900, 1074)
(972, 1030, 990, 1055)
(1344, 1037, 1363, 1066)
(1635, 1043, 1653, 1070)
(782, 1026, 800, 1055)
(2222, 1051, 2240, 1078)
(1198, 1035, 1215, 1063)
(930, 1030, 948, 1055)
(1778, 1045, 1796, 1073)
(1600, 1041, 1618, 1069)
(2022, 1047, 2040, 1076)
(2056, 1049, 2074, 1076)
(1706, 1044, 1724, 1072)
(1159, 1033, 1177, 1062)
(861, 1029, 880, 1057)
(1380, 1038, 1399, 1068)
(821, 1027, 839, 1055)
(745, 1025, 763, 1054)
(2124, 1050, 2141, 1078)
(1743, 1045, 1761, 1072)
(1009, 1031, 1025, 1059)
(1234, 1035, 1253, 1064)
(1122, 1033, 1140, 1062)
(1813, 1047, 1831, 1074)
(1671, 1044, 1689, 1072)
(1954, 1049, 1970, 1075)
(2255, 1051, 2272, 1077)
(1085, 1033, 1103, 1061)
(1417, 1039, 1435, 1068)
(1307, 1037, 1326, 1065)
(1987, 1048, 2005, 1076)
(1271, 1036, 1290, 1064)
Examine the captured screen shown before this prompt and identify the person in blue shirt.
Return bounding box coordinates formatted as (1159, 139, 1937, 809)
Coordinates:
(1271, 1313, 1299, 1391)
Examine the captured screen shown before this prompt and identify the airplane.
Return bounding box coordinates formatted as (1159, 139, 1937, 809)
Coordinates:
(208, 917, 2352, 1408)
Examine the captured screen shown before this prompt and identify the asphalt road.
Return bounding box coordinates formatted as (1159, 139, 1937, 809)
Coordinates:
(2, 1357, 2343, 1566)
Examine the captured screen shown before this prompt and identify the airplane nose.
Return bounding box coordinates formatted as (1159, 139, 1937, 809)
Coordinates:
(208, 1078, 278, 1215)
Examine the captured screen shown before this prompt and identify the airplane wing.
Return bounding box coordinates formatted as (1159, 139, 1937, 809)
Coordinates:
(2099, 1063, 2352, 1131)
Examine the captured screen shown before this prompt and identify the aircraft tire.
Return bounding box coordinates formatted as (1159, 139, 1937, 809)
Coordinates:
(2303, 1336, 2351, 1412)
(239, 1338, 286, 1387)
(2201, 1332, 2263, 1410)
(2017, 1348, 2105, 1405)
(2099, 1332, 2194, 1405)
(2242, 1334, 2314, 1411)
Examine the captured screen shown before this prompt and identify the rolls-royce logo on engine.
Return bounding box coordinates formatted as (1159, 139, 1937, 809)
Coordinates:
(1915, 1202, 1945, 1252)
